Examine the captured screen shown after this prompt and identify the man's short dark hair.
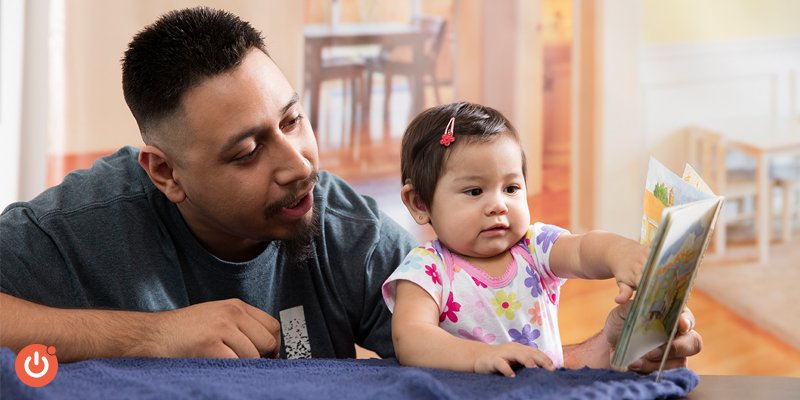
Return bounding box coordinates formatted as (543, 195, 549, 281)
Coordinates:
(401, 102, 527, 209)
(122, 7, 268, 144)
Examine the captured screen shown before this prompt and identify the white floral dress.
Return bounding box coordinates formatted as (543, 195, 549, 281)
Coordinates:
(382, 223, 568, 367)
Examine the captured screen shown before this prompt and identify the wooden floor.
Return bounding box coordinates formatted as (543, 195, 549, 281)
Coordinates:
(339, 146, 800, 376)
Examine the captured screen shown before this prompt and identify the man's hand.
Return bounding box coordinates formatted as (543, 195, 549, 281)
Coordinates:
(605, 302, 703, 373)
(147, 299, 281, 359)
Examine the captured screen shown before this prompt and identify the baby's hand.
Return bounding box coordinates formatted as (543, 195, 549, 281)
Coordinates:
(609, 239, 649, 304)
(474, 342, 555, 377)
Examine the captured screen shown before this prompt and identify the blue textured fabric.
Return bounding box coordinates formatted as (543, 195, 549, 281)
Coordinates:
(1, 348, 697, 400)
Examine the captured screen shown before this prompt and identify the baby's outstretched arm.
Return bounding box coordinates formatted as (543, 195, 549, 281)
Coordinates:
(549, 231, 648, 303)
(392, 280, 555, 377)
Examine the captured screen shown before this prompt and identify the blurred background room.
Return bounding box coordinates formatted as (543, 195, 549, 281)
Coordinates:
(1, 0, 798, 376)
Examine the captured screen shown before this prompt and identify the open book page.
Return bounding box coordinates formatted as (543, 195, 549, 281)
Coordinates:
(640, 158, 715, 246)
(681, 164, 714, 195)
(613, 158, 723, 371)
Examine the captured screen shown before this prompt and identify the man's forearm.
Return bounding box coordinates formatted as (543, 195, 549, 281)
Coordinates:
(563, 331, 612, 369)
(0, 293, 158, 362)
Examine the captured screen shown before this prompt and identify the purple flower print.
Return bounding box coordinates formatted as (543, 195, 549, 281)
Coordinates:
(457, 327, 497, 343)
(536, 224, 565, 253)
(524, 266, 542, 297)
(508, 324, 541, 348)
(425, 264, 441, 285)
(439, 292, 461, 323)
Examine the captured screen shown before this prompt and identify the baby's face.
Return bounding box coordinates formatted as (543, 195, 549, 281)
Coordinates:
(429, 135, 530, 260)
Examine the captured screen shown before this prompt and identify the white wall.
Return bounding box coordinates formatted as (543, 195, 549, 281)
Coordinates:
(581, 0, 800, 238)
(641, 37, 800, 173)
(594, 0, 645, 237)
(0, 0, 25, 209)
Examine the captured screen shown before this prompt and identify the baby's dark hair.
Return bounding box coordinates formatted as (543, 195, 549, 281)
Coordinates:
(401, 101, 526, 209)
(121, 7, 268, 144)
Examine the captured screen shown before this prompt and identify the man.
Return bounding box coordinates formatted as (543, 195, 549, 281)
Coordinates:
(0, 7, 701, 370)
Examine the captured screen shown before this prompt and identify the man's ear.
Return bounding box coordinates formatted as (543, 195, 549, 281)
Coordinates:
(138, 145, 186, 203)
(400, 183, 430, 225)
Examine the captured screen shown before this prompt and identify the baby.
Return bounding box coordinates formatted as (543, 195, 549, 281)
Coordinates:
(382, 102, 647, 377)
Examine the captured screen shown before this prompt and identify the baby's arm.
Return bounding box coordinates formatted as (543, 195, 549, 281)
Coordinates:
(548, 231, 648, 303)
(392, 280, 555, 377)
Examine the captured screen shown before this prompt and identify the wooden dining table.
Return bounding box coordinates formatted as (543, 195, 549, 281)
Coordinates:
(303, 23, 427, 135)
(703, 118, 800, 266)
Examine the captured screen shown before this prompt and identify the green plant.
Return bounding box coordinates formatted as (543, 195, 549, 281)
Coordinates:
(653, 182, 670, 207)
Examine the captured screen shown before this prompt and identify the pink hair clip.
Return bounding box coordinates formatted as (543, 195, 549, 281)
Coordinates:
(439, 117, 455, 147)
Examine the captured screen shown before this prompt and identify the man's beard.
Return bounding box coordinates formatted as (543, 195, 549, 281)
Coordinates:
(281, 203, 321, 265)
(262, 171, 320, 265)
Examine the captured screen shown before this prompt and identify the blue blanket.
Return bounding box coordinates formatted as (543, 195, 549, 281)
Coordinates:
(1, 348, 697, 399)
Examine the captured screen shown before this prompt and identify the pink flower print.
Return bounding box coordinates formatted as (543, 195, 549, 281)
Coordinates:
(452, 262, 462, 273)
(491, 290, 521, 320)
(457, 327, 497, 344)
(439, 292, 461, 323)
(425, 264, 441, 285)
(528, 302, 543, 326)
(538, 276, 559, 305)
(472, 276, 487, 288)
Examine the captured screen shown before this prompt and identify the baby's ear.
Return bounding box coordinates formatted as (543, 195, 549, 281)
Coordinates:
(413, 196, 427, 211)
(401, 184, 430, 225)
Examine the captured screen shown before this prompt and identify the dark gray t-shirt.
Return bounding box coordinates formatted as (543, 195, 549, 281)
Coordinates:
(0, 146, 415, 359)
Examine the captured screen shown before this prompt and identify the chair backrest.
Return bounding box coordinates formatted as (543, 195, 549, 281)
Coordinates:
(687, 126, 727, 194)
(413, 16, 447, 64)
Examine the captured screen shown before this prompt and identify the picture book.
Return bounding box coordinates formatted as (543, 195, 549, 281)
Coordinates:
(611, 158, 724, 379)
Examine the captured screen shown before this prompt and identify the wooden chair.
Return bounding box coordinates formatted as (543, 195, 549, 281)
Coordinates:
(304, 48, 367, 151)
(772, 159, 800, 242)
(687, 127, 767, 255)
(364, 16, 448, 139)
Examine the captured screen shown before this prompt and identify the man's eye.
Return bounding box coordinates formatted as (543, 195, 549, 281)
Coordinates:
(281, 114, 304, 130)
(233, 145, 261, 162)
(465, 188, 482, 196)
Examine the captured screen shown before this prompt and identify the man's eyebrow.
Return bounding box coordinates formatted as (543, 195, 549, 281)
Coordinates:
(282, 92, 299, 115)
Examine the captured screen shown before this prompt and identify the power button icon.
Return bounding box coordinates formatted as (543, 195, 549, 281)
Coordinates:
(15, 344, 59, 387)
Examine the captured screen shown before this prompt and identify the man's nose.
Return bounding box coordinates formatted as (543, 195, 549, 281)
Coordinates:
(274, 136, 313, 186)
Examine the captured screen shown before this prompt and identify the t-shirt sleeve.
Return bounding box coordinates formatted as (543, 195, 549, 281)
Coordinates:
(381, 243, 445, 313)
(356, 210, 418, 358)
(525, 222, 570, 304)
(0, 205, 80, 306)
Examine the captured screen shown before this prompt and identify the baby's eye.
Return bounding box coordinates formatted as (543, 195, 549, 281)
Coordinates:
(505, 185, 521, 194)
(465, 188, 482, 196)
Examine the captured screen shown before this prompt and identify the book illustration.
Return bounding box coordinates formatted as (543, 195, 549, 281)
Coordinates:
(613, 157, 724, 380)
(641, 158, 711, 246)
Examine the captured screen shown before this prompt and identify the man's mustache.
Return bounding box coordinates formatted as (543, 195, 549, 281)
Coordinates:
(264, 171, 320, 216)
